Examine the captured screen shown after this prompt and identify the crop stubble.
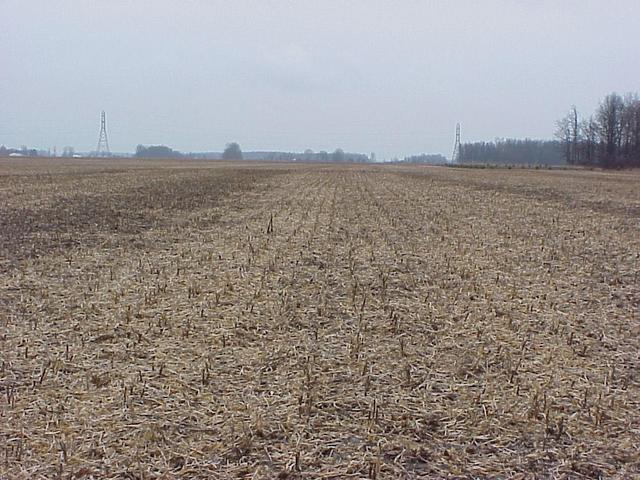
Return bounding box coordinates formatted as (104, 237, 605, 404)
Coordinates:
(1, 160, 639, 478)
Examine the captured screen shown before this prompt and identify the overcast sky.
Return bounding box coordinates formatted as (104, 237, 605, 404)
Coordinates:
(2, 1, 639, 159)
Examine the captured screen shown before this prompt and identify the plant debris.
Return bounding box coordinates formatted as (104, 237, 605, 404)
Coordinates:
(1, 159, 639, 478)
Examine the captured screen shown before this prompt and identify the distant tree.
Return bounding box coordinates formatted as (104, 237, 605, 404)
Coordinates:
(62, 146, 75, 157)
(331, 148, 345, 162)
(223, 142, 243, 160)
(300, 149, 313, 161)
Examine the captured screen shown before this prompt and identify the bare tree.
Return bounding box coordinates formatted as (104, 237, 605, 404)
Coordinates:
(621, 93, 640, 166)
(596, 93, 624, 167)
(579, 116, 598, 165)
(570, 106, 580, 164)
(631, 98, 640, 166)
(558, 91, 640, 168)
(555, 113, 572, 164)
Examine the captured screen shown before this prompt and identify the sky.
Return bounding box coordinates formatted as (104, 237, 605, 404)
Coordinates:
(1, 1, 639, 159)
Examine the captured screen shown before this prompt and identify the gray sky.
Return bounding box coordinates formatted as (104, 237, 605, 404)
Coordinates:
(2, 1, 639, 159)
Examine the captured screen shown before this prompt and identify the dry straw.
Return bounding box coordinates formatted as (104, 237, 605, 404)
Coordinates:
(1, 159, 639, 478)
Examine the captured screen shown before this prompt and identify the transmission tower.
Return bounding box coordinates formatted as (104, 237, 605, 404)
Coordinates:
(96, 111, 110, 156)
(450, 123, 461, 164)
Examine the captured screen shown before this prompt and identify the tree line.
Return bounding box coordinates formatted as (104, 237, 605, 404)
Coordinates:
(243, 148, 369, 163)
(556, 92, 640, 168)
(400, 153, 447, 164)
(134, 143, 372, 162)
(458, 139, 564, 165)
(134, 143, 245, 159)
(134, 144, 183, 158)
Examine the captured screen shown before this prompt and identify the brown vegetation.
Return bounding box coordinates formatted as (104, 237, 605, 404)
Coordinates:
(1, 159, 639, 478)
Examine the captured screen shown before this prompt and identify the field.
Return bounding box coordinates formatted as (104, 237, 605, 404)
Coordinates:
(1, 159, 639, 479)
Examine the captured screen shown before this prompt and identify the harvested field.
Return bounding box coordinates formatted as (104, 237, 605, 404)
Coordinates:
(1, 159, 639, 478)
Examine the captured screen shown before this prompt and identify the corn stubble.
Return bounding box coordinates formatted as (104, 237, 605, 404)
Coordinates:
(1, 159, 639, 478)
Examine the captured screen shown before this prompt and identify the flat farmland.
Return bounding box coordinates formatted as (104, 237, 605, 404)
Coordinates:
(1, 159, 639, 478)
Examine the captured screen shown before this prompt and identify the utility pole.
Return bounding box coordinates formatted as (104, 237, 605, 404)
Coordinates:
(450, 123, 461, 164)
(96, 111, 110, 156)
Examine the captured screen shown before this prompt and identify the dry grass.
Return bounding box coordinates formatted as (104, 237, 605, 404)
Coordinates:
(1, 159, 639, 479)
